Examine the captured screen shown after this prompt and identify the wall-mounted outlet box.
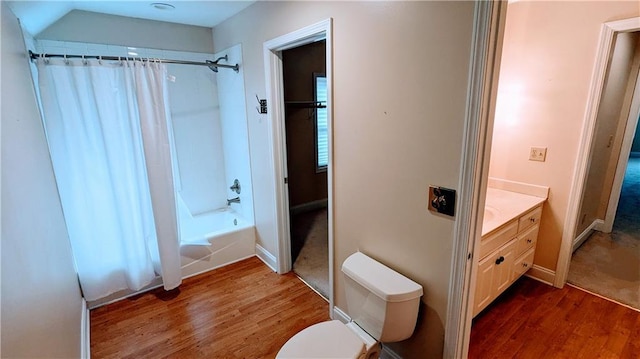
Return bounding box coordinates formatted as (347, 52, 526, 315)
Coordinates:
(529, 147, 547, 162)
(428, 185, 456, 217)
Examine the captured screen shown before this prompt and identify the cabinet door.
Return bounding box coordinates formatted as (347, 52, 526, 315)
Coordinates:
(494, 239, 518, 294)
(474, 254, 496, 316)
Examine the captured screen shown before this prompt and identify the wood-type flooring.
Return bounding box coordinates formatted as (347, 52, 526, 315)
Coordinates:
(90, 256, 330, 359)
(469, 277, 640, 358)
(92, 258, 640, 358)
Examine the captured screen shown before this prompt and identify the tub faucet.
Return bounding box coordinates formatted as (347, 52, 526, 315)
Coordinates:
(227, 197, 241, 205)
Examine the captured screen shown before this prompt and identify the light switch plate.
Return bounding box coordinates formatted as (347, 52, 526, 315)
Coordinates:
(529, 147, 547, 162)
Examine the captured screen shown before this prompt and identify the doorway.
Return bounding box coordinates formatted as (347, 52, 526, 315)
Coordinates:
(263, 19, 334, 308)
(568, 30, 640, 309)
(282, 40, 329, 299)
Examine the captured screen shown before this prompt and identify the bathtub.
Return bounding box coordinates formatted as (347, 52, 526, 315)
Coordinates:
(176, 195, 256, 279)
(179, 207, 252, 245)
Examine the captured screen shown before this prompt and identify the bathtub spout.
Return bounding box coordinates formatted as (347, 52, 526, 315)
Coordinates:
(227, 197, 241, 206)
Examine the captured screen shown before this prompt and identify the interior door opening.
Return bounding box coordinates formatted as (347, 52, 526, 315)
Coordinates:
(281, 40, 329, 299)
(568, 30, 640, 310)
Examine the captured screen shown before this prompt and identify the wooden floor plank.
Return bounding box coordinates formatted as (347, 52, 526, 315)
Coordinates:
(469, 277, 640, 358)
(90, 256, 330, 359)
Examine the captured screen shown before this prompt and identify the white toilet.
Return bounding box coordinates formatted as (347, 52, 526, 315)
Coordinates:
(276, 252, 423, 359)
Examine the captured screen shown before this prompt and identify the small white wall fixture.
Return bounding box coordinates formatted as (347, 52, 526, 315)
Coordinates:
(556, 16, 640, 288)
(263, 18, 334, 307)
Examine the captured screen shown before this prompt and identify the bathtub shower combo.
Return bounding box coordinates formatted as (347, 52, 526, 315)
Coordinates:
(33, 39, 255, 303)
(162, 44, 256, 279)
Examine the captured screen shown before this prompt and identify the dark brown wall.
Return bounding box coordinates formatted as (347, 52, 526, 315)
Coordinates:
(283, 41, 327, 207)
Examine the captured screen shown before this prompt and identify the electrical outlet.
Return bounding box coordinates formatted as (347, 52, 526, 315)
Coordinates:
(529, 147, 547, 162)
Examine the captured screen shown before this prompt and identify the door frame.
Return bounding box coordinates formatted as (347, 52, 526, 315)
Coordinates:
(263, 19, 334, 306)
(555, 17, 640, 287)
(445, 1, 509, 358)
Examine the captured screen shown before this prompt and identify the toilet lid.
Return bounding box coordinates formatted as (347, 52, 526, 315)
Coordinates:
(276, 320, 366, 359)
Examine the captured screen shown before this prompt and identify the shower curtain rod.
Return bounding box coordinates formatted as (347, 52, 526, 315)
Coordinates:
(28, 50, 240, 73)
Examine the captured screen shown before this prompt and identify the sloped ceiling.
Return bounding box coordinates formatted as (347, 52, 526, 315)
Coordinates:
(7, 1, 256, 36)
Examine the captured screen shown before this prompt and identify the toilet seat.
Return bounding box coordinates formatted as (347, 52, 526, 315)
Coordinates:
(276, 320, 366, 359)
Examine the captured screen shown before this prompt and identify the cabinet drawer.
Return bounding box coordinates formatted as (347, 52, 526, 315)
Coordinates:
(479, 221, 518, 260)
(518, 206, 542, 232)
(513, 247, 535, 280)
(516, 224, 539, 257)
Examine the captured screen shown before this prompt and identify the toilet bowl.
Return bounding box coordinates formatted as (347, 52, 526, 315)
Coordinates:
(276, 252, 423, 359)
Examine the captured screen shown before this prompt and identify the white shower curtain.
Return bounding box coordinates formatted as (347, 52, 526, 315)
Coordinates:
(37, 58, 181, 301)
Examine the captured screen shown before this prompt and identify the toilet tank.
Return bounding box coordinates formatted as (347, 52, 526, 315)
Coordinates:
(341, 252, 423, 342)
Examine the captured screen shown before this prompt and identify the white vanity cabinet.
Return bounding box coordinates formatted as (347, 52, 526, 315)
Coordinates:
(473, 205, 543, 317)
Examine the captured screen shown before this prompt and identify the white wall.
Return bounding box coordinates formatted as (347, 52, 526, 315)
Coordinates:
(213, 2, 475, 357)
(167, 60, 228, 215)
(216, 44, 254, 223)
(37, 10, 214, 53)
(489, 1, 639, 272)
(1, 3, 84, 357)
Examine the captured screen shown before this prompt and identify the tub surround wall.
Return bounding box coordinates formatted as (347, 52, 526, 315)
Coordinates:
(1, 4, 84, 357)
(216, 43, 255, 224)
(488, 1, 639, 275)
(213, 2, 475, 357)
(167, 57, 227, 215)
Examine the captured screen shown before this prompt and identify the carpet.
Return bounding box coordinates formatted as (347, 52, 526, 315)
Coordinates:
(291, 209, 329, 299)
(567, 157, 640, 309)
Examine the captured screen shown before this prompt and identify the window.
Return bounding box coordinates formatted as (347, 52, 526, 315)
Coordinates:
(314, 74, 328, 171)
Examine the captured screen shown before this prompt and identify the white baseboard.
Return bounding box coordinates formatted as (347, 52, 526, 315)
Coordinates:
(593, 219, 606, 233)
(290, 198, 328, 215)
(332, 305, 402, 359)
(81, 298, 90, 359)
(380, 345, 403, 359)
(332, 305, 350, 323)
(255, 244, 277, 272)
(525, 264, 555, 286)
(572, 219, 602, 253)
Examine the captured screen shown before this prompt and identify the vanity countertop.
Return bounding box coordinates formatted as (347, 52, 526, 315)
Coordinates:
(482, 188, 546, 237)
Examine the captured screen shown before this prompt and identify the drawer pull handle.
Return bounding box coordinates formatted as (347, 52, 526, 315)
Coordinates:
(527, 239, 532, 244)
(529, 217, 536, 223)
(495, 256, 505, 265)
(523, 263, 529, 268)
